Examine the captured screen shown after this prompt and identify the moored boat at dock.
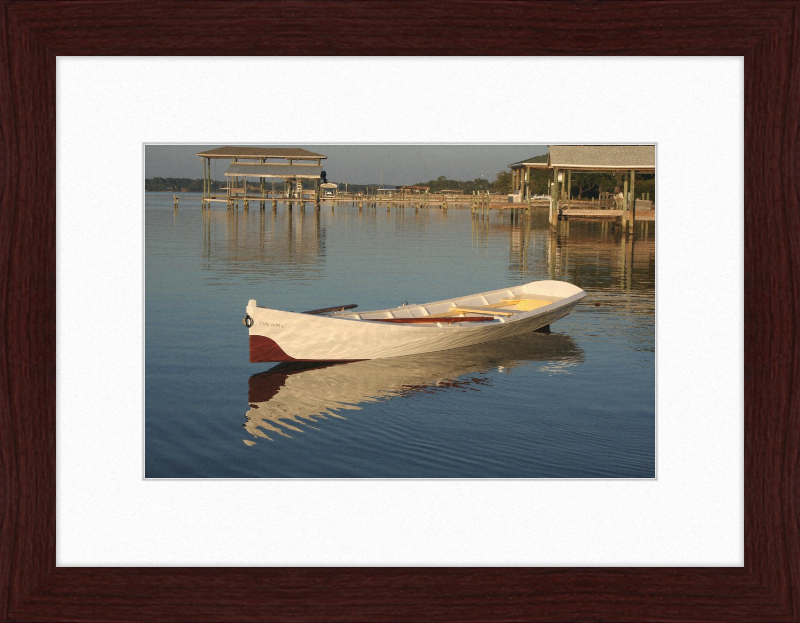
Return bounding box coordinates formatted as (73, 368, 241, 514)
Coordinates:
(244, 280, 586, 362)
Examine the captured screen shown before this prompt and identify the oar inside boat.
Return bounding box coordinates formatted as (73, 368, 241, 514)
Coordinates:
(302, 303, 358, 315)
(369, 316, 495, 324)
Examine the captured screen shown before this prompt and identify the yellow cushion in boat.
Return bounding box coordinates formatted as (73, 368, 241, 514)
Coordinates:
(500, 298, 552, 311)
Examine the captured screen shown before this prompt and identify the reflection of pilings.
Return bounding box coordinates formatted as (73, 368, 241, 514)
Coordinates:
(259, 208, 266, 253)
(547, 228, 557, 280)
(471, 210, 486, 249)
(618, 232, 636, 291)
(226, 207, 239, 250)
(627, 234, 635, 291)
(203, 205, 211, 258)
(286, 206, 293, 252)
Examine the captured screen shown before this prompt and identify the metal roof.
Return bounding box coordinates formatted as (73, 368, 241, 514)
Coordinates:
(548, 145, 655, 170)
(197, 146, 326, 160)
(224, 163, 324, 179)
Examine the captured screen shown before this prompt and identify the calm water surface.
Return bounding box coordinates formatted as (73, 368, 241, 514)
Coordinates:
(145, 193, 655, 478)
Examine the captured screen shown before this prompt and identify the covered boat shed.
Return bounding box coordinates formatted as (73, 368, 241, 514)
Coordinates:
(196, 146, 327, 209)
(546, 145, 655, 229)
(510, 145, 655, 230)
(509, 155, 549, 199)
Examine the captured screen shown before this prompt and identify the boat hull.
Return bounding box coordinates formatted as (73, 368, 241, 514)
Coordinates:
(246, 281, 586, 362)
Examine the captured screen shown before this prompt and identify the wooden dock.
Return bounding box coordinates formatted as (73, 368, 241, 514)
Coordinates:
(559, 209, 655, 222)
(180, 191, 654, 223)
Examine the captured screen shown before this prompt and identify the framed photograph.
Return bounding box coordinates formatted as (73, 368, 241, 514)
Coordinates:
(144, 143, 655, 479)
(2, 1, 797, 621)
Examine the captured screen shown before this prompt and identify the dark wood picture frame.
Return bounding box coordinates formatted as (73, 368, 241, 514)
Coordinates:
(1, 1, 798, 621)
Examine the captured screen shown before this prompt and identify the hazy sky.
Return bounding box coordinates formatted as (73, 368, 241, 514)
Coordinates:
(144, 144, 548, 186)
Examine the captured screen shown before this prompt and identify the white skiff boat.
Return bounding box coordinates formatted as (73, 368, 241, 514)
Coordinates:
(244, 279, 586, 362)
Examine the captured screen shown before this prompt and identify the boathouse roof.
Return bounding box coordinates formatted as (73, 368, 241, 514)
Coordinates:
(509, 154, 549, 169)
(548, 145, 655, 171)
(196, 146, 326, 160)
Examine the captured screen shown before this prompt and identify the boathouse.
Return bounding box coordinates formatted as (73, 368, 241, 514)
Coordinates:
(509, 154, 549, 199)
(196, 146, 327, 209)
(510, 145, 655, 231)
(546, 145, 655, 230)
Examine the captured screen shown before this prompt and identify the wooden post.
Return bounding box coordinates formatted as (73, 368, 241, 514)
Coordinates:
(566, 170, 572, 200)
(260, 159, 265, 210)
(527, 179, 532, 213)
(629, 170, 636, 233)
(550, 168, 559, 227)
(622, 178, 629, 232)
(524, 168, 530, 202)
(231, 157, 237, 210)
(201, 158, 207, 208)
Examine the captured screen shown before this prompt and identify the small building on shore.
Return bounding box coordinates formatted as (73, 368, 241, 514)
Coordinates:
(398, 185, 430, 194)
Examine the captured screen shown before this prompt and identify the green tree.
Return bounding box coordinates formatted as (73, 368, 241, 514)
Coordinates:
(490, 170, 512, 193)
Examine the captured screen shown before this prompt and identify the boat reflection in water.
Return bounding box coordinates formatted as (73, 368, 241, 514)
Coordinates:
(243, 330, 584, 445)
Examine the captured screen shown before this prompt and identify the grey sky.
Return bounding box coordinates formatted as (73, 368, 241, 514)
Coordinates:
(144, 144, 548, 186)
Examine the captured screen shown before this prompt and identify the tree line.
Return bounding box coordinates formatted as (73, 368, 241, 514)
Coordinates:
(146, 177, 224, 192)
(525, 169, 655, 199)
(145, 170, 654, 199)
(410, 172, 512, 194)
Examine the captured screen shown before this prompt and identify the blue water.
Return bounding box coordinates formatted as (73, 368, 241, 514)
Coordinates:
(145, 193, 655, 478)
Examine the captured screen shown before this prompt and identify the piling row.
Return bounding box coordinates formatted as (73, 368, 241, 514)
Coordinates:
(191, 188, 651, 238)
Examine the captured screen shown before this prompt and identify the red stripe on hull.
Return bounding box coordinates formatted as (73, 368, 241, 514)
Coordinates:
(249, 335, 364, 363)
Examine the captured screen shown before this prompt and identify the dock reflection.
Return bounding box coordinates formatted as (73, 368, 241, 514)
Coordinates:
(242, 331, 584, 445)
(201, 204, 326, 277)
